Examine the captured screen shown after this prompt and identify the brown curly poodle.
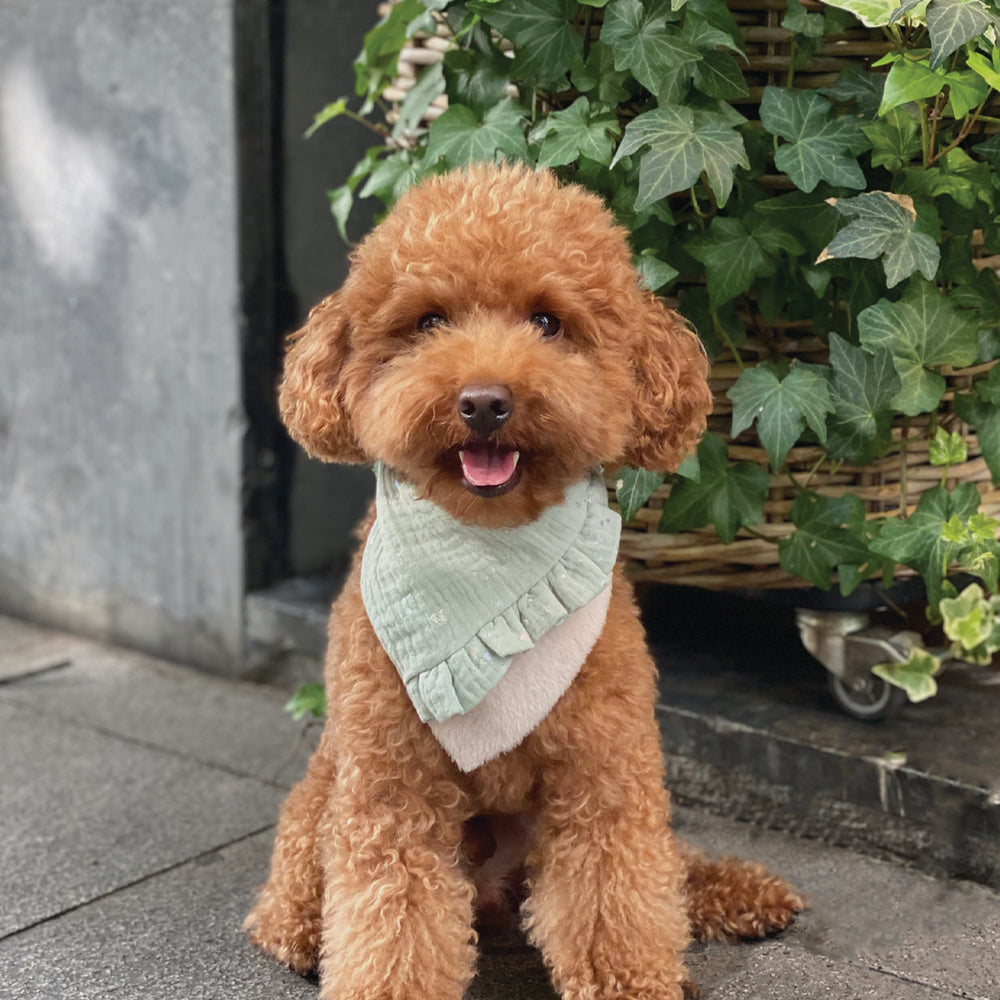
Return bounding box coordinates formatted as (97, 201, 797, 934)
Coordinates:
(246, 163, 803, 1000)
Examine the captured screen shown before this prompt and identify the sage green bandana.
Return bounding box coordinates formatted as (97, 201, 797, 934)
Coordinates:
(360, 463, 622, 725)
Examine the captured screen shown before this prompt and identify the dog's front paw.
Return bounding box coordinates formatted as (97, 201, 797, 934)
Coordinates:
(244, 899, 320, 975)
(560, 968, 690, 1000)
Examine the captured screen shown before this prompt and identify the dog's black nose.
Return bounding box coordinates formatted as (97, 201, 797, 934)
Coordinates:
(458, 384, 513, 437)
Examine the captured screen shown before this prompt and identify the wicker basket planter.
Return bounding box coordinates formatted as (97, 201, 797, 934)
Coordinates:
(375, 0, 1000, 593)
(614, 350, 1000, 588)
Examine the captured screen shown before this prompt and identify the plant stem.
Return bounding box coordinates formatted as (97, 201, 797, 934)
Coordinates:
(882, 23, 904, 47)
(929, 95, 993, 166)
(689, 186, 710, 219)
(741, 524, 779, 543)
(900, 415, 909, 514)
(927, 90, 948, 163)
(800, 452, 829, 491)
(715, 311, 744, 372)
(919, 101, 932, 167)
(345, 108, 389, 137)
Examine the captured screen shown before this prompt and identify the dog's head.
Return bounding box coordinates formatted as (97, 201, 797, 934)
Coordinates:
(280, 164, 712, 527)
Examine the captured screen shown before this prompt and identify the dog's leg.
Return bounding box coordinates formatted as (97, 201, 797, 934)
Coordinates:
(522, 574, 692, 1000)
(678, 840, 805, 941)
(315, 761, 476, 1000)
(524, 753, 690, 1000)
(244, 731, 336, 974)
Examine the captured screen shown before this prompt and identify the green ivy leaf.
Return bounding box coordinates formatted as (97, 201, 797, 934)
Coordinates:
(976, 365, 1000, 406)
(820, 0, 928, 26)
(870, 482, 981, 605)
(676, 450, 701, 480)
(958, 532, 1000, 595)
(954, 393, 1000, 483)
(425, 99, 529, 168)
(967, 48, 1000, 91)
(824, 64, 886, 118)
(819, 192, 939, 289)
(677, 287, 746, 359)
(442, 46, 514, 117)
(658, 433, 769, 543)
(890, 0, 931, 23)
(898, 163, 978, 210)
(928, 426, 968, 466)
(692, 50, 750, 99)
(306, 98, 348, 139)
(354, 0, 429, 109)
(683, 0, 746, 51)
(600, 0, 701, 98)
(611, 105, 749, 209)
(858, 280, 979, 415)
(968, 511, 1000, 543)
(926, 0, 993, 71)
(940, 147, 993, 207)
(778, 492, 870, 590)
(392, 62, 446, 141)
(615, 467, 666, 522)
(943, 68, 991, 119)
(358, 149, 426, 208)
(635, 249, 679, 292)
(879, 58, 948, 115)
(468, 0, 584, 86)
(755, 191, 841, 257)
(536, 97, 620, 167)
(687, 216, 802, 307)
(940, 582, 993, 648)
(285, 683, 327, 720)
(727, 363, 834, 470)
(825, 333, 901, 463)
(327, 146, 385, 241)
(760, 87, 869, 193)
(840, 518, 898, 594)
(941, 513, 968, 543)
(872, 648, 941, 703)
(861, 108, 923, 173)
(569, 40, 631, 104)
(782, 0, 827, 36)
(679, 10, 746, 55)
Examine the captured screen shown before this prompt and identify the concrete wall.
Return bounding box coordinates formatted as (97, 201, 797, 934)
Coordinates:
(0, 1, 245, 670)
(0, 0, 381, 671)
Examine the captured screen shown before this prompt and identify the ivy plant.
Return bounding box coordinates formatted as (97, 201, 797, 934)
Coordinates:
(313, 0, 1000, 703)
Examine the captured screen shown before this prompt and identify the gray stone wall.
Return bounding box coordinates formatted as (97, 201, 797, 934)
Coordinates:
(0, 1, 245, 670)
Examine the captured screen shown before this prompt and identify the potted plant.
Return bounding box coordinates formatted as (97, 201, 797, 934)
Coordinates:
(309, 0, 1000, 705)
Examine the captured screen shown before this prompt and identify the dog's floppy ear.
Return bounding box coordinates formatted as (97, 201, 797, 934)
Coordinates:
(622, 293, 713, 472)
(278, 293, 367, 463)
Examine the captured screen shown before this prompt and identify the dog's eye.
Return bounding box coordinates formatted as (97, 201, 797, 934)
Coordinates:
(531, 312, 562, 340)
(417, 312, 447, 332)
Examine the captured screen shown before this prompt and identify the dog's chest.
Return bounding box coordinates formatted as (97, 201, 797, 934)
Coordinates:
(464, 751, 539, 815)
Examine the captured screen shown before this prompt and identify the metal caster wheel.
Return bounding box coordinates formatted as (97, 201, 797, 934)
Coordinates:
(827, 671, 908, 722)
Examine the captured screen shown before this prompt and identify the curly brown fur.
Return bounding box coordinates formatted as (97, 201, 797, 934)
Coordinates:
(246, 164, 802, 1000)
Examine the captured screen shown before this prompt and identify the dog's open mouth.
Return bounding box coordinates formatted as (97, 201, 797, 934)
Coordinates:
(459, 442, 522, 497)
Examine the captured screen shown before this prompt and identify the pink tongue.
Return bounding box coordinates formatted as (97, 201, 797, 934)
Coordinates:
(461, 446, 517, 487)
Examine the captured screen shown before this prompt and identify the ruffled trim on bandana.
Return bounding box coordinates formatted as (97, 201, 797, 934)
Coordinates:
(406, 478, 620, 723)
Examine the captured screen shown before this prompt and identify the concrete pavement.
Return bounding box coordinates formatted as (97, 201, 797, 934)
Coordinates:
(1, 614, 997, 999)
